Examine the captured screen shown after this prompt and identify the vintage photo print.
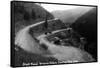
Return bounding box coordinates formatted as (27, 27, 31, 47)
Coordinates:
(11, 1, 97, 67)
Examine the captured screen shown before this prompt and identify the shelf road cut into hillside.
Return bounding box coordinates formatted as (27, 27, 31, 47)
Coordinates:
(15, 18, 94, 63)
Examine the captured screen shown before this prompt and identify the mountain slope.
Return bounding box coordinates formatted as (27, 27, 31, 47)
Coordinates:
(11, 1, 54, 34)
(71, 7, 97, 60)
(71, 7, 97, 42)
(51, 7, 93, 23)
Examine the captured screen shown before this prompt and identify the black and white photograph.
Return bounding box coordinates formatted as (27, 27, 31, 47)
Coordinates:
(11, 1, 97, 67)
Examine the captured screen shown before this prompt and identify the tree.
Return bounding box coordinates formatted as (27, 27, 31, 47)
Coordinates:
(31, 9, 36, 19)
(23, 11, 30, 21)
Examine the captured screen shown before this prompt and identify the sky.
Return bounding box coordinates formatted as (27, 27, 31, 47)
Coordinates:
(41, 4, 80, 12)
(22, 0, 98, 5)
(21, 0, 98, 12)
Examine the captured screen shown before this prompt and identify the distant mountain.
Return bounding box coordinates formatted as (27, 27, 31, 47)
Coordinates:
(71, 7, 97, 60)
(51, 7, 93, 23)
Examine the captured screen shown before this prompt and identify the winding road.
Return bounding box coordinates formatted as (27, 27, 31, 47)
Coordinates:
(15, 18, 94, 62)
